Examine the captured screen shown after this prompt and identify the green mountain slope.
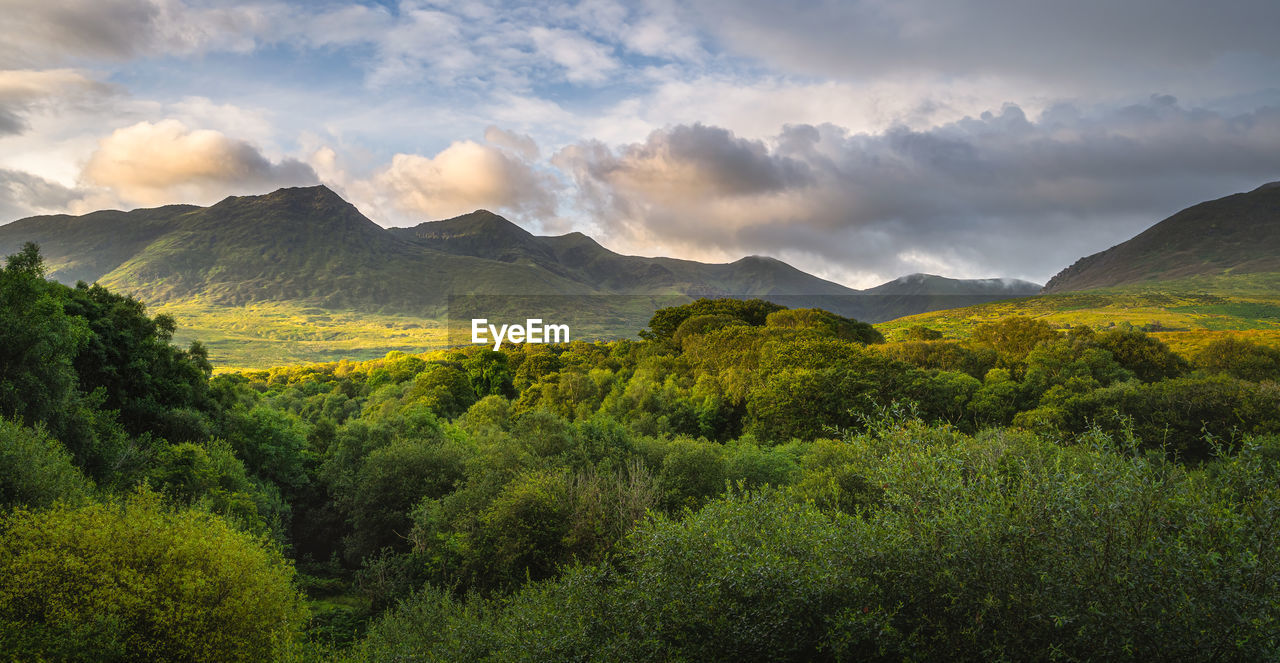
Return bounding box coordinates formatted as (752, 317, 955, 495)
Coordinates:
(864, 273, 1041, 297)
(0, 204, 197, 285)
(389, 211, 859, 296)
(1043, 181, 1280, 293)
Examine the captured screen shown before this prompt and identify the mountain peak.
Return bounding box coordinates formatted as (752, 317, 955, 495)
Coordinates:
(410, 210, 533, 240)
(865, 273, 1040, 296)
(214, 184, 342, 206)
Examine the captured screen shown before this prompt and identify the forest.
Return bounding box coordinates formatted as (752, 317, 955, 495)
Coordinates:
(3, 242, 1280, 661)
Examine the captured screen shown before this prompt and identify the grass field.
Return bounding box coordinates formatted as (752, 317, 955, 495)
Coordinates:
(876, 272, 1280, 356)
(157, 301, 450, 372)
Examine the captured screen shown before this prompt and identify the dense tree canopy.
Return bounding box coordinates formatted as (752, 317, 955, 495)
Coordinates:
(3, 248, 1280, 661)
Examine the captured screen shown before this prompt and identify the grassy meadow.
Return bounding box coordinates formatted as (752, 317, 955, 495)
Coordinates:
(879, 272, 1280, 356)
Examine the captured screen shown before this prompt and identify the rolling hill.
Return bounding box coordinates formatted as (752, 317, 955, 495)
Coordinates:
(1043, 181, 1280, 293)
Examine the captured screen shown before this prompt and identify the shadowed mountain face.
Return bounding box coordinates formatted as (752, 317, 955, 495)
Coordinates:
(388, 211, 858, 297)
(0, 185, 1037, 321)
(1043, 182, 1280, 294)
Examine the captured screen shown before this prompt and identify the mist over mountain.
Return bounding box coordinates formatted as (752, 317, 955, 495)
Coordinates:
(1044, 182, 1280, 294)
(0, 185, 1039, 322)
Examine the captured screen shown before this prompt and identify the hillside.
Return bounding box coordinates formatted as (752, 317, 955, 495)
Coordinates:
(1043, 182, 1280, 293)
(389, 211, 859, 297)
(877, 272, 1280, 357)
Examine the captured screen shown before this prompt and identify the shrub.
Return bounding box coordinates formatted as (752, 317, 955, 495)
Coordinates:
(0, 417, 92, 510)
(0, 490, 307, 662)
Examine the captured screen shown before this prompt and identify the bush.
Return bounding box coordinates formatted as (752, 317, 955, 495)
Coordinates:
(0, 489, 307, 662)
(0, 417, 92, 510)
(1195, 337, 1280, 382)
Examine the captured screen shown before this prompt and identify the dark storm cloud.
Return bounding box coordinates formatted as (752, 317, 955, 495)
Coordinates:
(556, 99, 1280, 283)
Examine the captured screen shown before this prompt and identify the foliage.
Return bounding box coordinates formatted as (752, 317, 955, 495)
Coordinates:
(6, 246, 1280, 661)
(0, 243, 91, 456)
(354, 424, 1280, 662)
(0, 418, 92, 510)
(641, 298, 786, 341)
(765, 307, 885, 344)
(0, 489, 307, 662)
(1195, 336, 1280, 381)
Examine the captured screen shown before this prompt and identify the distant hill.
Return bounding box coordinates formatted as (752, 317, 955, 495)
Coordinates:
(844, 273, 1043, 322)
(0, 186, 1038, 326)
(389, 211, 858, 297)
(1043, 182, 1280, 293)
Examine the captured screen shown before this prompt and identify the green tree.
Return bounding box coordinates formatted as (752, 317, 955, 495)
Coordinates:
(1085, 328, 1188, 382)
(1195, 337, 1280, 382)
(641, 298, 785, 341)
(971, 315, 1059, 362)
(765, 308, 884, 344)
(0, 243, 90, 452)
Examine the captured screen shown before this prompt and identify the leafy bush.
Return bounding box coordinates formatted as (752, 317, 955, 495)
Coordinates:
(0, 490, 307, 662)
(0, 417, 92, 510)
(1195, 336, 1280, 382)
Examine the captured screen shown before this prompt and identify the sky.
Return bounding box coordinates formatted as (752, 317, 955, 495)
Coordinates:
(1, 0, 1279, 288)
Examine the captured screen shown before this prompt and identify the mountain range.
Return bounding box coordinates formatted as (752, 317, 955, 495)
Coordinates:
(0, 185, 1041, 322)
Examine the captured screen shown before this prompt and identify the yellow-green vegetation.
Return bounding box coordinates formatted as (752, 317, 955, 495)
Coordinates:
(878, 272, 1280, 355)
(157, 301, 449, 371)
(0, 489, 308, 662)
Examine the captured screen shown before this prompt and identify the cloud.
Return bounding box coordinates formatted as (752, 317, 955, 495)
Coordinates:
(0, 0, 281, 67)
(0, 69, 115, 135)
(0, 168, 84, 221)
(368, 139, 557, 221)
(555, 99, 1280, 285)
(484, 125, 540, 160)
(529, 26, 619, 84)
(81, 119, 317, 206)
(690, 0, 1280, 94)
(560, 123, 809, 203)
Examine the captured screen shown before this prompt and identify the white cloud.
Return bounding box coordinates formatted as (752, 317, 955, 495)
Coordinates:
(0, 0, 287, 67)
(484, 126, 540, 160)
(81, 119, 316, 206)
(0, 69, 115, 135)
(365, 139, 557, 223)
(529, 27, 619, 84)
